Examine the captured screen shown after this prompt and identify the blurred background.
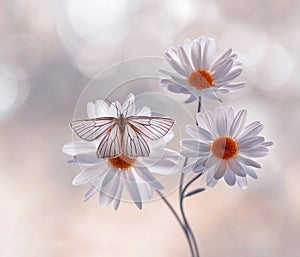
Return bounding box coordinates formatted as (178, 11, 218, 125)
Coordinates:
(1, 0, 300, 256)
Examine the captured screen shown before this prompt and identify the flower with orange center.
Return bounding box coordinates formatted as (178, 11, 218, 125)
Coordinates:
(211, 136, 238, 160)
(180, 106, 273, 188)
(160, 36, 245, 103)
(63, 94, 180, 210)
(188, 69, 214, 90)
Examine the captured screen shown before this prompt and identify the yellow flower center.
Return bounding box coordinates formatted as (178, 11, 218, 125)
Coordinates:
(211, 136, 239, 160)
(108, 154, 136, 170)
(188, 69, 214, 89)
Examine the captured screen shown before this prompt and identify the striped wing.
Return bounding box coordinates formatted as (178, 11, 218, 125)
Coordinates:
(70, 117, 122, 158)
(126, 116, 174, 140)
(122, 116, 175, 157)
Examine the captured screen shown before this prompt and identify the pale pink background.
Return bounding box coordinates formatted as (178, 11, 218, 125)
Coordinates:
(0, 0, 299, 256)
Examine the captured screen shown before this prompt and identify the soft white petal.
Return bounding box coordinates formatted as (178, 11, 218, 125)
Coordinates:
(243, 166, 258, 179)
(121, 93, 136, 116)
(238, 136, 265, 149)
(214, 160, 227, 179)
(185, 124, 212, 141)
(83, 186, 98, 201)
(87, 102, 97, 118)
(135, 106, 151, 116)
(164, 57, 188, 76)
(224, 169, 236, 186)
(178, 46, 193, 72)
(146, 158, 179, 174)
(181, 139, 210, 153)
(229, 109, 247, 138)
(236, 155, 262, 168)
(205, 155, 219, 169)
(164, 149, 181, 162)
(237, 121, 263, 140)
(228, 159, 246, 177)
(212, 58, 234, 79)
(113, 182, 124, 210)
(216, 107, 227, 136)
(236, 176, 248, 189)
(191, 38, 202, 69)
(133, 171, 153, 201)
(99, 173, 121, 208)
(183, 159, 206, 173)
(95, 99, 110, 117)
(201, 110, 218, 137)
(72, 165, 108, 185)
(62, 141, 96, 156)
(207, 176, 218, 187)
(102, 169, 117, 188)
(124, 171, 142, 209)
(206, 167, 218, 187)
(74, 153, 101, 164)
(202, 37, 216, 70)
(261, 141, 273, 147)
(215, 68, 242, 83)
(184, 94, 197, 103)
(239, 147, 269, 158)
(134, 167, 164, 190)
(211, 48, 233, 68)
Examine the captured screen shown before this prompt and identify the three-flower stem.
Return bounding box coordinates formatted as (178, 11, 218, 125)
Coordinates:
(158, 97, 204, 257)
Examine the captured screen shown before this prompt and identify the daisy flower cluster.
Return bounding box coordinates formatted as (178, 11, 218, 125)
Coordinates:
(63, 35, 272, 207)
(161, 36, 272, 189)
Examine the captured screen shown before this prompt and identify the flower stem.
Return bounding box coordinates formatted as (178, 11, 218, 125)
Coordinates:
(156, 190, 195, 257)
(180, 174, 203, 257)
(178, 97, 203, 257)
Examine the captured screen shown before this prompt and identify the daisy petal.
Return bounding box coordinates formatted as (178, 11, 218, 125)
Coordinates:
(184, 94, 197, 103)
(229, 109, 247, 137)
(236, 176, 248, 189)
(216, 107, 227, 136)
(214, 161, 226, 179)
(124, 172, 142, 209)
(191, 38, 202, 69)
(228, 159, 246, 177)
(224, 169, 236, 186)
(203, 38, 216, 69)
(185, 124, 212, 141)
(238, 136, 265, 149)
(134, 167, 164, 190)
(239, 147, 269, 157)
(95, 99, 110, 117)
(243, 166, 258, 179)
(181, 139, 210, 153)
(113, 182, 124, 211)
(236, 155, 262, 168)
(87, 102, 96, 118)
(62, 141, 96, 156)
(84, 186, 98, 201)
(72, 165, 108, 185)
(99, 174, 120, 208)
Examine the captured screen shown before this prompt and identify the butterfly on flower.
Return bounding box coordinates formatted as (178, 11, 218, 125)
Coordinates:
(70, 94, 175, 158)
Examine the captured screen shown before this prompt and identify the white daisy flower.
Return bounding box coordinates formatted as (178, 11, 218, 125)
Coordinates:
(180, 106, 273, 188)
(160, 36, 245, 103)
(62, 95, 180, 210)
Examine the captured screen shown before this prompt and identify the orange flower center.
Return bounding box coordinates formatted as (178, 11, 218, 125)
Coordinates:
(108, 154, 136, 170)
(188, 69, 214, 90)
(211, 136, 239, 160)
